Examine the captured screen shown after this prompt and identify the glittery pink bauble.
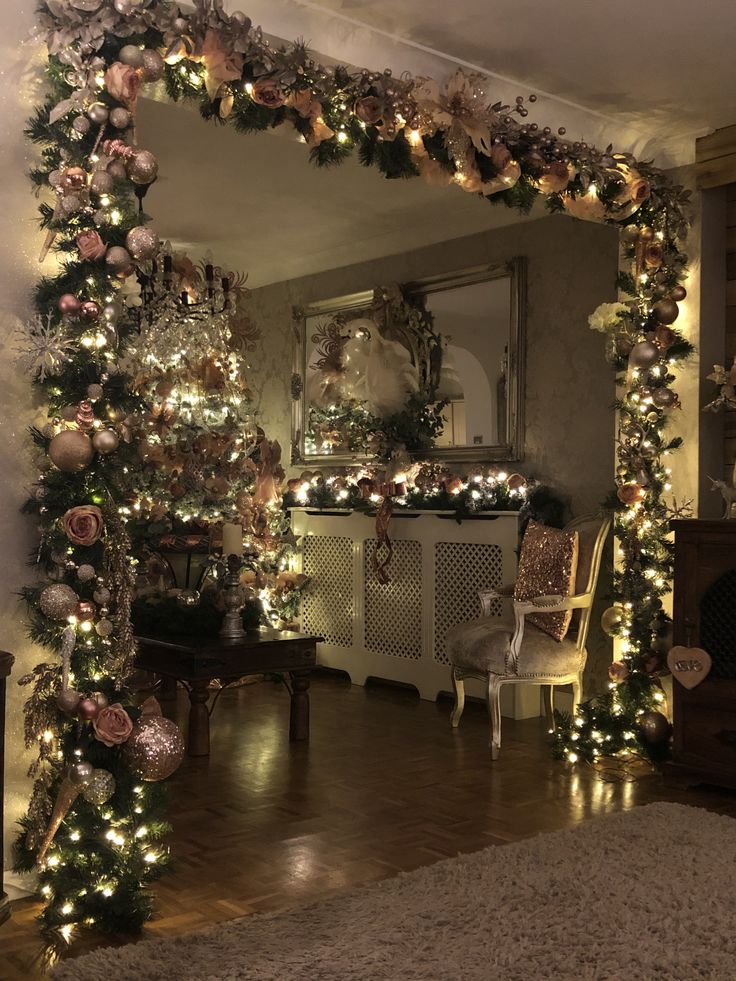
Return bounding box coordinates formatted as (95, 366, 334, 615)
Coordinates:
(80, 300, 101, 322)
(78, 697, 100, 721)
(59, 294, 81, 317)
(123, 717, 185, 781)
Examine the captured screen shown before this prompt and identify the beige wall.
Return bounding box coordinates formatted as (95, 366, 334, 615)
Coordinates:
(248, 213, 620, 517)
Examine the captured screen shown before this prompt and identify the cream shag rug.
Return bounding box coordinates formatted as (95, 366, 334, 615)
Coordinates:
(52, 802, 736, 981)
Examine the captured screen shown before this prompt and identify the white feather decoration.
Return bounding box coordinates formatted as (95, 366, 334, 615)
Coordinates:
(363, 330, 419, 416)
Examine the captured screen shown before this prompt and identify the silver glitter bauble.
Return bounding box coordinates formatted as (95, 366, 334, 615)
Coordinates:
(61, 194, 83, 216)
(40, 584, 78, 620)
(123, 717, 185, 781)
(109, 107, 131, 130)
(113, 0, 134, 13)
(105, 246, 134, 277)
(141, 49, 165, 83)
(628, 341, 659, 370)
(86, 383, 104, 401)
(119, 44, 144, 68)
(48, 430, 95, 472)
(95, 618, 114, 637)
(77, 563, 96, 582)
(93, 586, 111, 605)
(87, 102, 109, 125)
(125, 225, 159, 261)
(69, 761, 94, 785)
(72, 115, 91, 135)
(127, 150, 158, 185)
(90, 170, 114, 195)
(56, 688, 82, 713)
(92, 429, 120, 454)
(81, 768, 116, 805)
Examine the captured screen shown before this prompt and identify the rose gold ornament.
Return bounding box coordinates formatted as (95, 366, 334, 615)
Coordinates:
(48, 430, 94, 472)
(652, 387, 679, 408)
(506, 473, 527, 491)
(80, 300, 101, 322)
(77, 697, 100, 720)
(670, 285, 687, 302)
(141, 49, 165, 82)
(125, 225, 159, 261)
(77, 600, 96, 621)
(127, 149, 159, 185)
(617, 482, 645, 505)
(92, 429, 119, 454)
(39, 583, 78, 620)
(58, 294, 81, 317)
(628, 340, 659, 369)
(123, 716, 185, 781)
(60, 166, 87, 192)
(105, 246, 134, 277)
(75, 400, 96, 431)
(36, 776, 81, 864)
(653, 298, 679, 324)
(654, 325, 676, 350)
(56, 688, 82, 714)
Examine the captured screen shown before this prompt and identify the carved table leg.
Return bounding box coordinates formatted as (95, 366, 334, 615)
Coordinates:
(289, 670, 311, 742)
(187, 679, 211, 757)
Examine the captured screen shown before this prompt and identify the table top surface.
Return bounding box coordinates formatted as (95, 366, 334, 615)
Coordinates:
(135, 627, 322, 656)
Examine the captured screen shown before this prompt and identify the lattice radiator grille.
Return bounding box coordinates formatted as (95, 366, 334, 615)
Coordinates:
(301, 535, 354, 647)
(433, 541, 503, 665)
(364, 539, 423, 659)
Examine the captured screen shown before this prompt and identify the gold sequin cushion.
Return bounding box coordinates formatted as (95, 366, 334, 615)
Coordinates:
(514, 520, 580, 642)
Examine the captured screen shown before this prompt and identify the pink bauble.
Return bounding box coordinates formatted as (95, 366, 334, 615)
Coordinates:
(59, 294, 81, 317)
(123, 717, 185, 781)
(77, 600, 96, 621)
(78, 697, 100, 721)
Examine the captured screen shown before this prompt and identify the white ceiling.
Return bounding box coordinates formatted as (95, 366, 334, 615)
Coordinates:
(234, 0, 736, 166)
(138, 97, 541, 287)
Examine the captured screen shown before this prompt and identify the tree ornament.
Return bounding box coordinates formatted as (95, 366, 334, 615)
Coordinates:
(80, 300, 101, 323)
(87, 383, 104, 401)
(119, 44, 144, 68)
(123, 717, 185, 781)
(654, 325, 676, 350)
(39, 584, 78, 620)
(92, 429, 120, 454)
(95, 618, 113, 637)
(92, 691, 109, 710)
(652, 387, 678, 408)
(125, 225, 159, 261)
(653, 298, 679, 324)
(56, 688, 82, 714)
(113, 0, 134, 13)
(141, 49, 165, 83)
(77, 697, 100, 720)
(58, 294, 80, 317)
(600, 606, 623, 636)
(628, 341, 659, 369)
(69, 761, 94, 785)
(63, 505, 104, 545)
(617, 482, 645, 505)
(608, 660, 630, 682)
(59, 166, 87, 192)
(48, 429, 95, 473)
(75, 400, 96, 431)
(109, 107, 132, 130)
(637, 709, 670, 745)
(127, 149, 158, 185)
(621, 225, 640, 246)
(670, 285, 687, 302)
(81, 768, 116, 805)
(106, 160, 128, 186)
(93, 586, 111, 605)
(90, 170, 114, 195)
(77, 563, 96, 582)
(87, 102, 109, 125)
(77, 600, 96, 621)
(72, 115, 90, 135)
(638, 226, 654, 241)
(36, 777, 81, 864)
(105, 246, 134, 277)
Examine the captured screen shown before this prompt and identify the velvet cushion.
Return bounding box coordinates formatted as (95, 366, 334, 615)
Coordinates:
(514, 520, 579, 642)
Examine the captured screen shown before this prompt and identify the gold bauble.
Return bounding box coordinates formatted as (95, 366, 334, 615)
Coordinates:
(600, 606, 623, 637)
(48, 429, 94, 472)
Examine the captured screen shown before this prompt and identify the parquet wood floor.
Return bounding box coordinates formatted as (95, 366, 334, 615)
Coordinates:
(3, 671, 736, 979)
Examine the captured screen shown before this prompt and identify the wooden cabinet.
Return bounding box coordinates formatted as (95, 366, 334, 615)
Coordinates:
(670, 520, 736, 787)
(0, 649, 13, 926)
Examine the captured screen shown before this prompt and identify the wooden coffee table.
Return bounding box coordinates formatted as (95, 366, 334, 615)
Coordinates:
(135, 629, 321, 757)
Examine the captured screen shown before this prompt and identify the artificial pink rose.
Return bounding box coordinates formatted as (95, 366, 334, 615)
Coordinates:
(629, 176, 651, 206)
(354, 95, 383, 125)
(104, 62, 140, 105)
(490, 143, 512, 172)
(251, 77, 286, 108)
(608, 661, 630, 683)
(93, 703, 133, 747)
(76, 230, 107, 262)
(62, 505, 104, 546)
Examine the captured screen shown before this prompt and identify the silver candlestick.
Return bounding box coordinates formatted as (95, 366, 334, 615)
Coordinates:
(219, 554, 246, 639)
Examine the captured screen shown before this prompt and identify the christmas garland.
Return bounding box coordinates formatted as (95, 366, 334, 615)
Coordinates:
(18, 0, 695, 939)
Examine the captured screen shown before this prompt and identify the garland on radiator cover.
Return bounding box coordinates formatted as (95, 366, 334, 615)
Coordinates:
(17, 0, 695, 938)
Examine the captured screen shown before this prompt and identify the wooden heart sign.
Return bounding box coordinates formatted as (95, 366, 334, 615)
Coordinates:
(667, 646, 712, 690)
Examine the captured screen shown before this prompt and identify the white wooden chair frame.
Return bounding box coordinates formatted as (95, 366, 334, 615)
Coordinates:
(450, 513, 611, 759)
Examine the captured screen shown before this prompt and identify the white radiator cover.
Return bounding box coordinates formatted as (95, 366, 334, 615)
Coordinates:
(290, 509, 541, 719)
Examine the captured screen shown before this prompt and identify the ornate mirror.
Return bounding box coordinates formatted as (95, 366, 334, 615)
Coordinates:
(292, 259, 525, 465)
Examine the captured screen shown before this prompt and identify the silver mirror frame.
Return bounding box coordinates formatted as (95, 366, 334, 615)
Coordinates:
(290, 257, 526, 466)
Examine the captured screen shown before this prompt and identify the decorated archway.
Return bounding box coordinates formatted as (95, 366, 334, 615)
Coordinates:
(18, 0, 693, 936)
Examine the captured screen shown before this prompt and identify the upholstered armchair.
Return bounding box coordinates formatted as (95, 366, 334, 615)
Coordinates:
(446, 513, 611, 759)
